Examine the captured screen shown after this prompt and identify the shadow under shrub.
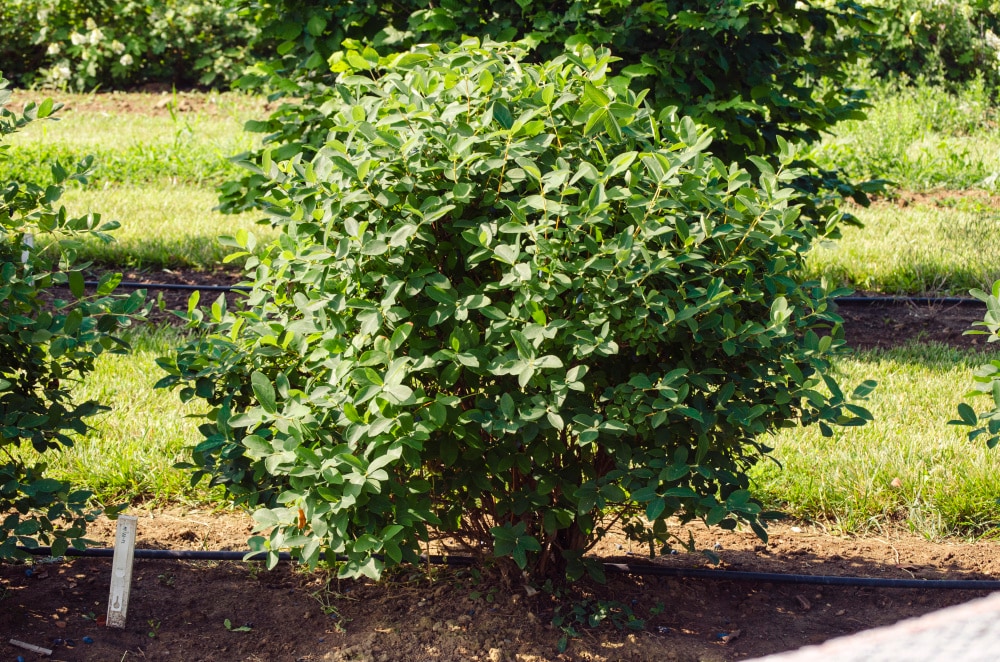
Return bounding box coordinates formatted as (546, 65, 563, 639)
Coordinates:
(159, 41, 872, 581)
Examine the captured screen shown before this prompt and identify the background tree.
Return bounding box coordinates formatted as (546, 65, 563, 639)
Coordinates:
(220, 0, 882, 218)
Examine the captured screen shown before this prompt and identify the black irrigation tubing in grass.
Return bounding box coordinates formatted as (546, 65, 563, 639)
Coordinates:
(80, 280, 250, 292)
(19, 546, 1000, 590)
(835, 296, 982, 306)
(75, 280, 985, 306)
(22, 547, 292, 561)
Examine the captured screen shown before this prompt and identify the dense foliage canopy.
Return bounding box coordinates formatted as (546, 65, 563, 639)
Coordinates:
(160, 42, 873, 579)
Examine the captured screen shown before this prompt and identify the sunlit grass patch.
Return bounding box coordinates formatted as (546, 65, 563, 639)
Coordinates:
(5, 91, 261, 186)
(14, 327, 217, 506)
(752, 344, 1000, 538)
(805, 197, 1000, 295)
(55, 185, 273, 269)
(814, 80, 1000, 191)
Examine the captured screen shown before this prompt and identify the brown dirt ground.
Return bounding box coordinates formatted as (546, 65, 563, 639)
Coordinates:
(4, 292, 1000, 662)
(3, 512, 1000, 662)
(10, 89, 270, 118)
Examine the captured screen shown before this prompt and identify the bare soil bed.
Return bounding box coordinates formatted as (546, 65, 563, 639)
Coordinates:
(3, 511, 999, 662)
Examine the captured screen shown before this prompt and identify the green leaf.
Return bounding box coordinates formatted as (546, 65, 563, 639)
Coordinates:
(955, 403, 979, 427)
(68, 271, 85, 299)
(306, 14, 327, 36)
(38, 98, 59, 121)
(479, 70, 494, 94)
(96, 272, 122, 296)
(493, 102, 514, 130)
(251, 371, 277, 414)
(583, 82, 611, 107)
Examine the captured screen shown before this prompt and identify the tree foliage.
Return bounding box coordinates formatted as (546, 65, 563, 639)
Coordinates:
(860, 0, 1000, 90)
(220, 0, 881, 216)
(160, 42, 873, 580)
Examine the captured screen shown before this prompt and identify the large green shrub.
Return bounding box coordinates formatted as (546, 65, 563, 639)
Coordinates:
(0, 1, 49, 85)
(0, 76, 146, 559)
(159, 42, 872, 580)
(0, 0, 259, 90)
(219, 0, 879, 216)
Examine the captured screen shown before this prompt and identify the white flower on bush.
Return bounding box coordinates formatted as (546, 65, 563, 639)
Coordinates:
(111, 40, 125, 54)
(52, 63, 71, 81)
(89, 28, 104, 45)
(85, 18, 97, 30)
(70, 32, 86, 46)
(120, 54, 134, 67)
(987, 30, 1000, 52)
(46, 42, 61, 56)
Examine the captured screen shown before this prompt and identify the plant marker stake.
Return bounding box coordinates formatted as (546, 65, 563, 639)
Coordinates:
(20, 233, 33, 264)
(9, 639, 52, 656)
(106, 515, 138, 629)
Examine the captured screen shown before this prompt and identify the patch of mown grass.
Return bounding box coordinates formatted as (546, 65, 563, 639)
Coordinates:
(804, 197, 1000, 295)
(813, 78, 1000, 192)
(752, 343, 1000, 539)
(14, 327, 218, 506)
(5, 92, 258, 187)
(53, 185, 273, 269)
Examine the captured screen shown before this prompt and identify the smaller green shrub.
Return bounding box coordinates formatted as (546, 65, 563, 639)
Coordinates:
(953, 280, 1000, 448)
(160, 41, 872, 581)
(0, 76, 146, 559)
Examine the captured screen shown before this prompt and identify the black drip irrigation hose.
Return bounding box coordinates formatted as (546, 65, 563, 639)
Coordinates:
(81, 280, 249, 292)
(19, 546, 1000, 590)
(835, 296, 981, 306)
(73, 280, 983, 306)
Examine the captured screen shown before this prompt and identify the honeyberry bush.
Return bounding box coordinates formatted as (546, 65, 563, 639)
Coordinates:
(0, 76, 145, 559)
(159, 42, 873, 580)
(953, 281, 1000, 447)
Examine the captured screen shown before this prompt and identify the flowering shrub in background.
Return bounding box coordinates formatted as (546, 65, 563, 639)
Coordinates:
(859, 0, 1000, 90)
(0, 0, 259, 90)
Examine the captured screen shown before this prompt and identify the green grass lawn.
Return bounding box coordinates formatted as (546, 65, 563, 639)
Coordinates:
(803, 196, 1000, 295)
(58, 185, 272, 269)
(813, 79, 1000, 192)
(11, 85, 1000, 540)
(6, 91, 259, 187)
(15, 328, 212, 506)
(753, 343, 1000, 539)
